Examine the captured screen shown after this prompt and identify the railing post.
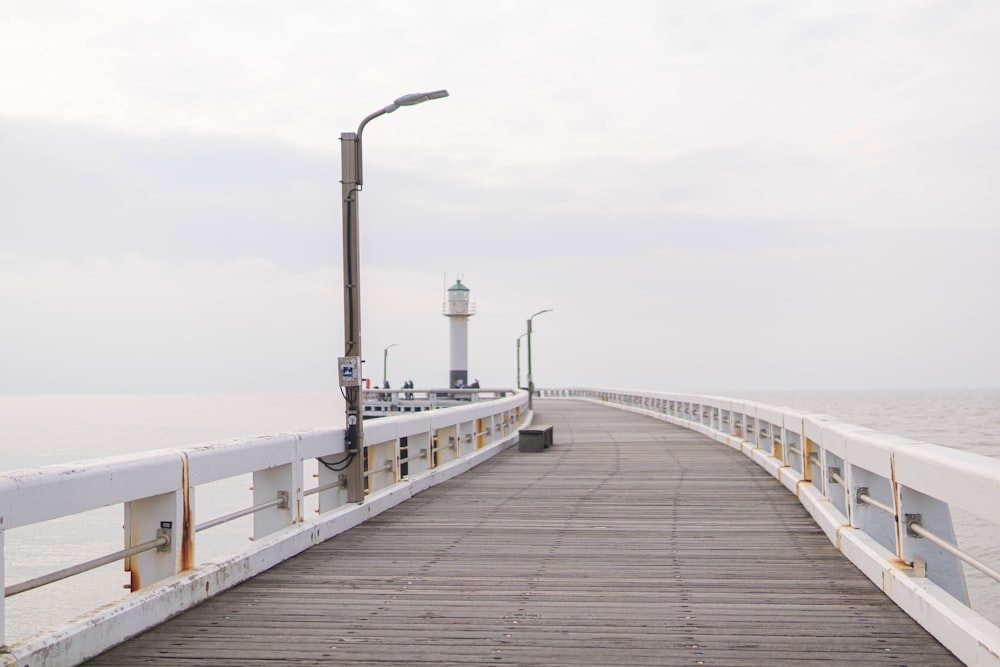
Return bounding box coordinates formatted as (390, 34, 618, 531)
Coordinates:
(458, 420, 474, 456)
(253, 463, 302, 539)
(317, 463, 348, 513)
(897, 485, 969, 604)
(365, 439, 397, 494)
(124, 490, 186, 591)
(403, 431, 432, 477)
(849, 466, 897, 554)
(436, 425, 458, 465)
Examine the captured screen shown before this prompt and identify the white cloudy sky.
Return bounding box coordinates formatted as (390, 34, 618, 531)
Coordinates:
(2, 0, 998, 395)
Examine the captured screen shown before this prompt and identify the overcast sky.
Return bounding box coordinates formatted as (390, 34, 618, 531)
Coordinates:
(2, 1, 998, 396)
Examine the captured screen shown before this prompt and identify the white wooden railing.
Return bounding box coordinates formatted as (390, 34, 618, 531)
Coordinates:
(540, 388, 1000, 667)
(0, 390, 529, 666)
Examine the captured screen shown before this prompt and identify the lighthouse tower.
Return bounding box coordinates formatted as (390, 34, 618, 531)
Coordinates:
(443, 279, 475, 388)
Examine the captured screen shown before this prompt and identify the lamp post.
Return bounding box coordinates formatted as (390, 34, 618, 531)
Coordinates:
(516, 333, 528, 389)
(339, 89, 448, 503)
(382, 343, 398, 388)
(526, 309, 552, 410)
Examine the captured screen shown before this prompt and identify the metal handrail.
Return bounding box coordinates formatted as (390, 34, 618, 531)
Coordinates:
(5, 534, 168, 598)
(304, 479, 346, 497)
(908, 520, 1000, 584)
(195, 492, 288, 533)
(399, 449, 429, 465)
(363, 461, 394, 479)
(856, 488, 895, 516)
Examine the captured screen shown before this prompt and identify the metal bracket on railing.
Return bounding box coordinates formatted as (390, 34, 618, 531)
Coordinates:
(276, 490, 289, 510)
(156, 522, 172, 552)
(828, 467, 841, 484)
(855, 486, 869, 505)
(911, 556, 927, 578)
(906, 513, 922, 538)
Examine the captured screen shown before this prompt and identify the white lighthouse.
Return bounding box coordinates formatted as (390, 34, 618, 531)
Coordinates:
(443, 279, 475, 388)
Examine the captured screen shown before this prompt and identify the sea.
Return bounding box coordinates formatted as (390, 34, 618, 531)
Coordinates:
(1, 389, 998, 643)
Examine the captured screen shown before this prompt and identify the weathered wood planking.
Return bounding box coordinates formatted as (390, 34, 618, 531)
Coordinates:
(86, 400, 960, 666)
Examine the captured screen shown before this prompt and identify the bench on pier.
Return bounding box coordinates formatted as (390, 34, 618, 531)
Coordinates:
(518, 424, 553, 452)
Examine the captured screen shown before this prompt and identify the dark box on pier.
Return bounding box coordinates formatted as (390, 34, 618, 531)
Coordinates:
(519, 425, 553, 452)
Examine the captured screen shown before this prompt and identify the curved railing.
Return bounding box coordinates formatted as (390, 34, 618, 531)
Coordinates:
(0, 390, 529, 665)
(540, 387, 1000, 667)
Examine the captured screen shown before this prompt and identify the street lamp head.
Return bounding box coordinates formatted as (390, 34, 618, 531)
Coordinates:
(384, 89, 450, 114)
(530, 308, 553, 320)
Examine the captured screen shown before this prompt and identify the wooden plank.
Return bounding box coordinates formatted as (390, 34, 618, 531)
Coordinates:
(85, 400, 961, 666)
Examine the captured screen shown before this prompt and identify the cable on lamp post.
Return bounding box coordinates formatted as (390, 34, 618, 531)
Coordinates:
(337, 89, 448, 503)
(383, 343, 399, 388)
(526, 309, 552, 410)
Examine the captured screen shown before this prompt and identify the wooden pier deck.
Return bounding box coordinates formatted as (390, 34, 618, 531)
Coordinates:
(85, 399, 961, 666)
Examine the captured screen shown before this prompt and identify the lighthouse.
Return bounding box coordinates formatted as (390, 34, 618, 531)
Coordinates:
(443, 279, 475, 388)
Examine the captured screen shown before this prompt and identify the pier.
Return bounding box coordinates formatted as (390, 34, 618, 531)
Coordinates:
(83, 399, 959, 666)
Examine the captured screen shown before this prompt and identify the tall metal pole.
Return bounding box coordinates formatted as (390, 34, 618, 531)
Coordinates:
(525, 309, 552, 411)
(338, 90, 448, 504)
(383, 343, 398, 387)
(516, 333, 527, 389)
(526, 318, 534, 409)
(340, 129, 365, 503)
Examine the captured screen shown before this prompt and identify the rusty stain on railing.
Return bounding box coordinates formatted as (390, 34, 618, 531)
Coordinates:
(181, 451, 194, 571)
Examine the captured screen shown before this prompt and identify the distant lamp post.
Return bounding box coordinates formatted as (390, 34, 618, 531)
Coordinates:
(526, 309, 553, 410)
(338, 89, 449, 503)
(516, 333, 528, 389)
(382, 343, 399, 387)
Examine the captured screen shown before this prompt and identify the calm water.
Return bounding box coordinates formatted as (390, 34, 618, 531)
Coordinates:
(1, 390, 998, 642)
